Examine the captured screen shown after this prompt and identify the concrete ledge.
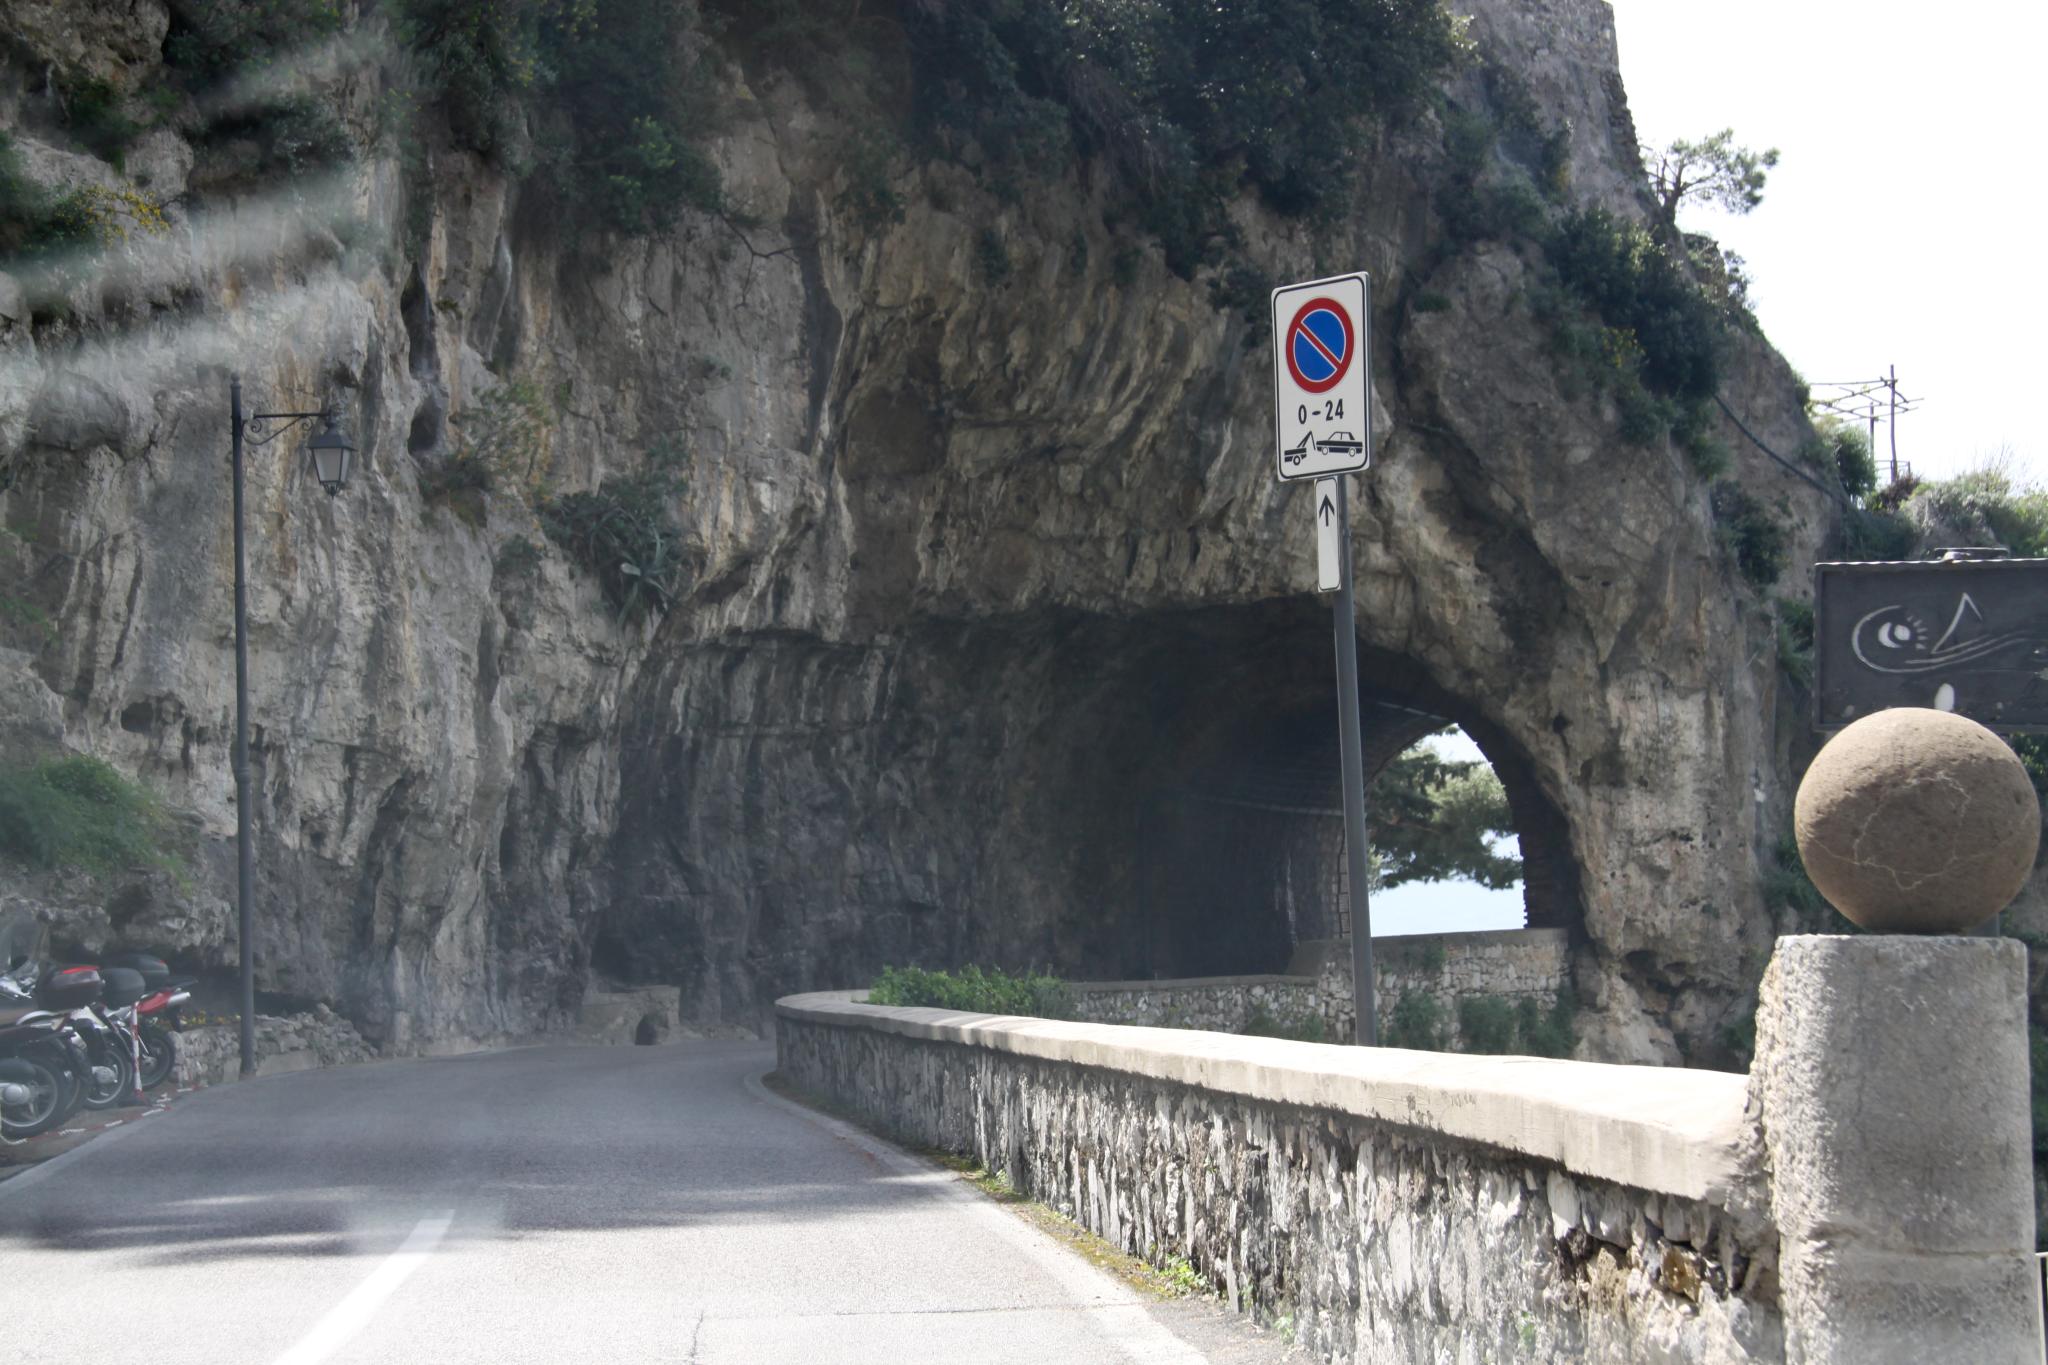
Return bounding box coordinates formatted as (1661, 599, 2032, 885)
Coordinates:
(1375, 926, 1572, 949)
(1066, 973, 1312, 993)
(777, 991, 1751, 1203)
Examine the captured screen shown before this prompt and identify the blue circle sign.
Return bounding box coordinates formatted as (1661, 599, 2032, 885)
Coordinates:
(1286, 297, 1354, 394)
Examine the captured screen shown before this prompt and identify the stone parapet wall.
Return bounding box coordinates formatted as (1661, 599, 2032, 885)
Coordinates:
(780, 935, 2045, 1364)
(172, 1008, 375, 1087)
(1069, 928, 1573, 1047)
(778, 992, 1777, 1363)
(1066, 975, 1319, 1034)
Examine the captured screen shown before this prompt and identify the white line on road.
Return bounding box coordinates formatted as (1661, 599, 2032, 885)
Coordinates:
(271, 1210, 454, 1365)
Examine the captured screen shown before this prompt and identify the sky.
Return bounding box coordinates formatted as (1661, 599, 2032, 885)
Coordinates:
(1606, 0, 2048, 485)
(1370, 730, 1525, 936)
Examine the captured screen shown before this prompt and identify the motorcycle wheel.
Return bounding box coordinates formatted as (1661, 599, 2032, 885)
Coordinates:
(49, 1041, 89, 1125)
(0, 1057, 66, 1139)
(136, 1022, 175, 1090)
(76, 1035, 133, 1111)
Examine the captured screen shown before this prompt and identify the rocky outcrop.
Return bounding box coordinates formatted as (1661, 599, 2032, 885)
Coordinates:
(0, 1, 1832, 1060)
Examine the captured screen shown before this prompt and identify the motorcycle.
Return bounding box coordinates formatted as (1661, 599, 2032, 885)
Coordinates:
(102, 953, 189, 1091)
(0, 916, 115, 1137)
(1, 962, 133, 1111)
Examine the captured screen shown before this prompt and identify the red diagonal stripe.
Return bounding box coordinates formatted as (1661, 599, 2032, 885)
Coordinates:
(1295, 319, 1343, 370)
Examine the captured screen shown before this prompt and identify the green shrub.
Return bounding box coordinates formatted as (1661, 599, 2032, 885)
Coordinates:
(0, 755, 176, 874)
(975, 227, 1012, 285)
(2009, 736, 2048, 800)
(165, 0, 345, 80)
(1839, 507, 1917, 561)
(868, 964, 1072, 1019)
(418, 452, 494, 523)
(1710, 482, 1789, 589)
(1720, 1012, 1757, 1067)
(395, 0, 724, 234)
(2033, 1023, 2048, 1157)
(1544, 207, 1722, 405)
(1806, 418, 1877, 499)
(1905, 468, 2048, 557)
(448, 375, 554, 500)
(1457, 995, 1518, 1054)
(198, 94, 354, 178)
(1242, 1007, 1326, 1043)
(1775, 596, 1814, 687)
(836, 128, 907, 235)
(1518, 989, 1577, 1058)
(1384, 993, 1442, 1050)
(898, 0, 1467, 277)
(494, 535, 544, 578)
(539, 465, 688, 623)
(59, 75, 142, 166)
(1761, 829, 1832, 928)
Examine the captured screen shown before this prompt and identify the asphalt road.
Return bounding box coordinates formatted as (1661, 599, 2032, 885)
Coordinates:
(0, 1041, 1302, 1364)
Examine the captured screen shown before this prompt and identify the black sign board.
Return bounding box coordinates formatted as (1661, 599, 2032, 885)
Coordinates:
(1814, 558, 2048, 733)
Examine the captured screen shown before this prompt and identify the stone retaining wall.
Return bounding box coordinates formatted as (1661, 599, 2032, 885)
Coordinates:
(173, 1008, 375, 1087)
(778, 936, 2043, 1364)
(1067, 975, 1320, 1035)
(1069, 928, 1573, 1046)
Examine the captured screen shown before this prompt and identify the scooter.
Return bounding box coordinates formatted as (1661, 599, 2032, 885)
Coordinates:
(1, 963, 131, 1111)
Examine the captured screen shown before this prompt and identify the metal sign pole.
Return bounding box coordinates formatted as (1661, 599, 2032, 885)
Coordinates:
(1271, 271, 1374, 1043)
(1330, 476, 1376, 1045)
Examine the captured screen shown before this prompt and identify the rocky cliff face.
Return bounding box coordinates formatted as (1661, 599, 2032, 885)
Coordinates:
(0, 0, 1837, 1061)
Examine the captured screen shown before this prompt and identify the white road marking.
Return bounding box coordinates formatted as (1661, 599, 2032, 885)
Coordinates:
(271, 1211, 453, 1365)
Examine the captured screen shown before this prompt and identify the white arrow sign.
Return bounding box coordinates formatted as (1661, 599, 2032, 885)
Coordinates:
(1315, 478, 1340, 593)
(1272, 273, 1370, 483)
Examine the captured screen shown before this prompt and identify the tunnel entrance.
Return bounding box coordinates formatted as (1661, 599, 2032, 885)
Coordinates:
(1015, 599, 1583, 984)
(1136, 708, 1494, 977)
(600, 596, 1587, 1021)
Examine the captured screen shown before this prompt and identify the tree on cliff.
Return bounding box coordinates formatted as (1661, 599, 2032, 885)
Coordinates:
(1368, 739, 1521, 890)
(1643, 129, 1779, 227)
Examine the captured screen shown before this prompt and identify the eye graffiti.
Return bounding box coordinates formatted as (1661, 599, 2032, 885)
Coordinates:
(1844, 591, 2048, 716)
(1850, 594, 2025, 675)
(1817, 560, 2048, 732)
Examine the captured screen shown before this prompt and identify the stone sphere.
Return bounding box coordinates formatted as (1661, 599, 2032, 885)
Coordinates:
(1794, 708, 2041, 932)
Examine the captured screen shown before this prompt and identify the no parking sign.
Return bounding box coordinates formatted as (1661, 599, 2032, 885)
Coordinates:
(1271, 273, 1369, 482)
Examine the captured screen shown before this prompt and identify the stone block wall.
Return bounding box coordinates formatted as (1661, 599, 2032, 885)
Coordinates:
(1066, 975, 1320, 1034)
(1067, 928, 1573, 1048)
(172, 1008, 375, 1087)
(1349, 928, 1574, 1046)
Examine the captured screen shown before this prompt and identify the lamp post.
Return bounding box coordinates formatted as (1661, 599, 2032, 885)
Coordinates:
(228, 376, 353, 1078)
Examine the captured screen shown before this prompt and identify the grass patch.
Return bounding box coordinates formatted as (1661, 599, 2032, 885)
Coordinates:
(0, 755, 179, 875)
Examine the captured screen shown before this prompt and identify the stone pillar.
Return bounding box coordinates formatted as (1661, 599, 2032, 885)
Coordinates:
(1752, 935, 2042, 1364)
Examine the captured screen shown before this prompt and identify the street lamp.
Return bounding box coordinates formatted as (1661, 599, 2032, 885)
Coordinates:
(227, 375, 353, 1077)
